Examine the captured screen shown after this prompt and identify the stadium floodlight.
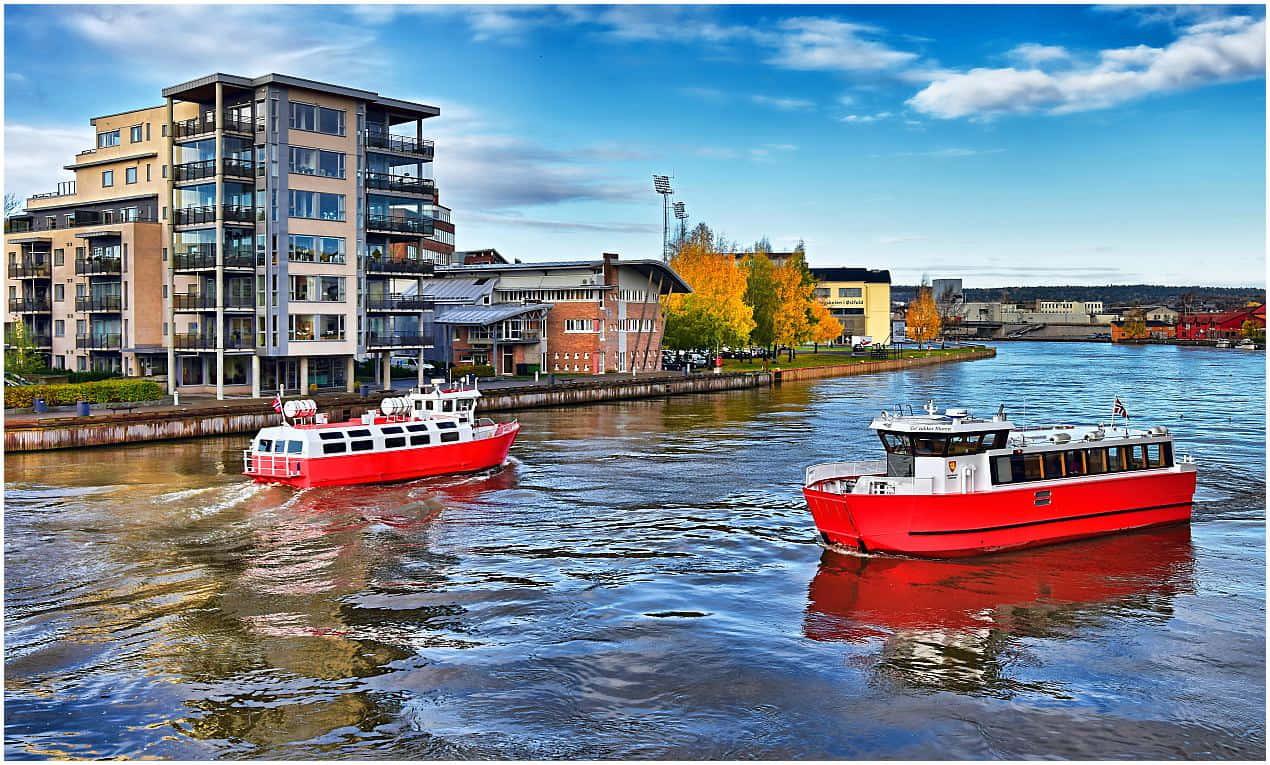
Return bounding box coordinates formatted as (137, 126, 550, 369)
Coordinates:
(673, 201, 687, 220)
(653, 174, 673, 195)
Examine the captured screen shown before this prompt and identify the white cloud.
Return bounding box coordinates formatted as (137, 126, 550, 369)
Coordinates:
(4, 124, 88, 205)
(749, 143, 798, 161)
(750, 94, 816, 111)
(768, 17, 920, 72)
(1008, 43, 1070, 65)
(885, 147, 1005, 158)
(463, 211, 659, 235)
(909, 16, 1265, 118)
(841, 111, 893, 124)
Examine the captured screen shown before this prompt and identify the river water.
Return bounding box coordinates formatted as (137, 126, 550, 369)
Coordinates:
(4, 342, 1265, 759)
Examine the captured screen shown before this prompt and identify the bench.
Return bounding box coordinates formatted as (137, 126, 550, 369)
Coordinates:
(105, 403, 138, 415)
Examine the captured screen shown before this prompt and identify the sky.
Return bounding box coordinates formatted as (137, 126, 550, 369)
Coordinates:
(3, 2, 1266, 287)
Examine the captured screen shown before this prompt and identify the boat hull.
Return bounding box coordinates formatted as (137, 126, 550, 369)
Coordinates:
(245, 422, 520, 489)
(804, 467, 1196, 558)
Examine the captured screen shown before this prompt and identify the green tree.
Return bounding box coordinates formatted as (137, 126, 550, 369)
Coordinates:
(663, 224, 755, 350)
(5, 321, 43, 376)
(743, 251, 778, 349)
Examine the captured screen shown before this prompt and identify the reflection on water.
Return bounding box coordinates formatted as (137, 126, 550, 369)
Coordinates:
(806, 525, 1196, 696)
(4, 342, 1265, 759)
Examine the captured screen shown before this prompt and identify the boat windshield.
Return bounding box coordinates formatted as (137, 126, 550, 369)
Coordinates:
(878, 430, 1009, 457)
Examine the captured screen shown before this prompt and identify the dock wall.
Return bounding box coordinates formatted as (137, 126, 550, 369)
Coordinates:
(772, 347, 995, 383)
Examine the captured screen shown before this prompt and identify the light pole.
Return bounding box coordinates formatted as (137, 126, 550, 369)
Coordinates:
(653, 174, 673, 262)
(673, 201, 688, 247)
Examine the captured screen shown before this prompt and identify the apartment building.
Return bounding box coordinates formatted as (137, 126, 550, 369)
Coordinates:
(809, 268, 893, 344)
(432, 254, 691, 375)
(5, 73, 455, 398)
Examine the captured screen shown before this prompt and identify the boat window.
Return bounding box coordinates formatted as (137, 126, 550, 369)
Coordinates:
(990, 455, 1013, 484)
(436, 421, 458, 430)
(1127, 444, 1148, 470)
(273, 440, 286, 453)
(287, 440, 303, 454)
(318, 431, 345, 440)
(1106, 446, 1125, 472)
(348, 429, 371, 437)
(257, 438, 272, 452)
(946, 434, 985, 456)
(440, 432, 460, 443)
(1019, 454, 1043, 481)
(350, 439, 373, 452)
(410, 434, 429, 446)
(406, 423, 430, 433)
(414, 400, 424, 411)
(1086, 448, 1107, 475)
(1161, 442, 1173, 468)
(381, 426, 403, 434)
(877, 431, 909, 454)
(322, 442, 347, 454)
(1064, 449, 1086, 477)
(984, 430, 1009, 449)
(1041, 451, 1063, 479)
(384, 436, 406, 448)
(1146, 442, 1170, 468)
(443, 400, 454, 412)
(911, 435, 948, 457)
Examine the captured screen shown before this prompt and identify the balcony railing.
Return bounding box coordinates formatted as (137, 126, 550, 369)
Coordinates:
(75, 257, 122, 275)
(366, 332, 433, 348)
(7, 262, 51, 279)
(76, 333, 123, 350)
(364, 256, 435, 275)
(222, 115, 254, 134)
(174, 205, 256, 226)
(173, 159, 216, 182)
(222, 158, 255, 178)
(172, 246, 254, 270)
(365, 294, 433, 311)
(75, 296, 122, 312)
(364, 214, 433, 236)
(224, 249, 255, 268)
(9, 297, 52, 313)
(173, 294, 217, 311)
(5, 332, 53, 348)
(5, 219, 34, 234)
(365, 131, 435, 159)
(364, 172, 436, 196)
(172, 117, 215, 139)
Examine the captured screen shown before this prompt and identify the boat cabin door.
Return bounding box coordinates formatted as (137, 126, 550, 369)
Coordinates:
(878, 431, 914, 477)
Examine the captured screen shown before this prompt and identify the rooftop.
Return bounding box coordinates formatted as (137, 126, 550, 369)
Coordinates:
(810, 267, 892, 284)
(439, 257, 693, 294)
(435, 303, 553, 326)
(162, 73, 439, 122)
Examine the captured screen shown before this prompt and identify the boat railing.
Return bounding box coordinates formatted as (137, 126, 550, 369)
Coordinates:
(855, 475, 934, 495)
(805, 460, 887, 487)
(243, 451, 304, 478)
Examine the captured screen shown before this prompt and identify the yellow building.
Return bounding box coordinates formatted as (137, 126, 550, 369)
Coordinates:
(810, 268, 892, 344)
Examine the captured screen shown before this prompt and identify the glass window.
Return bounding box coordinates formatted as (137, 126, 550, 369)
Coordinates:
(1127, 444, 1148, 470)
(290, 103, 345, 135)
(125, 167, 137, 184)
(54, 284, 64, 302)
(1147, 443, 1168, 468)
(102, 170, 114, 187)
(385, 436, 406, 449)
(946, 433, 985, 456)
(1019, 454, 1043, 481)
(287, 440, 303, 454)
(257, 439, 272, 452)
(129, 125, 143, 142)
(1106, 446, 1124, 472)
(290, 102, 316, 131)
(1042, 451, 1063, 479)
(318, 106, 345, 135)
(911, 435, 948, 457)
(288, 190, 345, 221)
(1065, 449, 1086, 477)
(323, 442, 347, 454)
(878, 432, 909, 454)
(1086, 448, 1107, 475)
(838, 287, 862, 297)
(97, 130, 120, 148)
(351, 439, 373, 452)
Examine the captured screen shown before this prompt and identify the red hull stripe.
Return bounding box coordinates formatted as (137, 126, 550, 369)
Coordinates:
(908, 501, 1194, 536)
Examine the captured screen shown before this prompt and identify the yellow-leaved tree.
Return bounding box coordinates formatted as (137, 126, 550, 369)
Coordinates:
(906, 283, 941, 349)
(808, 299, 843, 344)
(771, 262, 811, 349)
(663, 224, 755, 349)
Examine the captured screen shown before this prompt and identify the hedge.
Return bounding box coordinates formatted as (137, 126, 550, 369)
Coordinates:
(4, 379, 165, 409)
(451, 364, 494, 378)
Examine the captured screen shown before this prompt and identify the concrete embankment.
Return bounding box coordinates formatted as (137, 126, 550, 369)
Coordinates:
(3, 348, 995, 452)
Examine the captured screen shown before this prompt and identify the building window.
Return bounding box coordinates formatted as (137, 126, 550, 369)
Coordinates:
(288, 146, 346, 178)
(289, 102, 345, 136)
(289, 275, 346, 302)
(287, 190, 345, 221)
(129, 125, 143, 143)
(564, 319, 598, 333)
(839, 287, 862, 297)
(146, 164, 152, 182)
(54, 284, 64, 302)
(53, 249, 64, 266)
(287, 234, 346, 263)
(97, 130, 120, 148)
(288, 313, 344, 341)
(54, 320, 64, 337)
(77, 356, 87, 371)
(163, 322, 167, 336)
(125, 167, 137, 184)
(102, 170, 114, 187)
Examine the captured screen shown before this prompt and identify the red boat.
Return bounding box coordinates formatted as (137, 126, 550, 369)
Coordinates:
(803, 401, 1196, 558)
(243, 380, 519, 488)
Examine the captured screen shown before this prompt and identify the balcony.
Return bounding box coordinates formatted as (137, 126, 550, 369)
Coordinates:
(75, 296, 122, 312)
(172, 246, 255, 271)
(173, 159, 216, 183)
(366, 332, 433, 348)
(365, 294, 433, 311)
(224, 248, 256, 269)
(364, 214, 433, 236)
(173, 205, 256, 226)
(222, 158, 255, 178)
(6, 332, 52, 349)
(75, 257, 122, 276)
(76, 333, 123, 350)
(364, 172, 436, 196)
(174, 293, 256, 312)
(7, 262, 51, 278)
(9, 297, 52, 313)
(365, 131, 434, 159)
(5, 218, 34, 234)
(222, 115, 254, 134)
(172, 117, 215, 139)
(364, 256, 434, 275)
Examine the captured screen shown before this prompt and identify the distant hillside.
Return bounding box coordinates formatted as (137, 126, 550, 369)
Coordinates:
(891, 284, 1266, 309)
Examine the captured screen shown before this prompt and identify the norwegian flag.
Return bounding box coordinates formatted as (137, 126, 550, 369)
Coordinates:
(1113, 397, 1128, 420)
(272, 394, 283, 413)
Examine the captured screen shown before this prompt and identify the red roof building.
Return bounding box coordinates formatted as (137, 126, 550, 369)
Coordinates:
(1176, 303, 1265, 341)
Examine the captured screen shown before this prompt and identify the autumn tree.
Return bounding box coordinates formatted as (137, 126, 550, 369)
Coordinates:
(808, 299, 843, 345)
(663, 224, 755, 350)
(905, 282, 941, 349)
(743, 250, 778, 349)
(771, 261, 811, 353)
(1121, 307, 1147, 339)
(1241, 319, 1264, 342)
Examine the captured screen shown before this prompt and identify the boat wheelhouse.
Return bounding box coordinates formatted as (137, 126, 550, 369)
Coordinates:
(803, 401, 1196, 558)
(243, 379, 519, 488)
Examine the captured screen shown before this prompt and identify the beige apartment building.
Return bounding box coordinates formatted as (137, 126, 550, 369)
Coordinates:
(5, 73, 455, 398)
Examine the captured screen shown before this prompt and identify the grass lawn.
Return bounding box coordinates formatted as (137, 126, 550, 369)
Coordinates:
(721, 346, 983, 373)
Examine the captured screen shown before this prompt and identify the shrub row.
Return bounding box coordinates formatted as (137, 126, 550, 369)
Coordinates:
(451, 364, 494, 379)
(4, 379, 165, 409)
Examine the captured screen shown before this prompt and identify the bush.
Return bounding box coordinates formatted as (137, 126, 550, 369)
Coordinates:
(4, 379, 165, 409)
(451, 364, 494, 379)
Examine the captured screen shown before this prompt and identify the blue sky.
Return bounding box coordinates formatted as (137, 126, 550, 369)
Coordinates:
(4, 3, 1265, 286)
